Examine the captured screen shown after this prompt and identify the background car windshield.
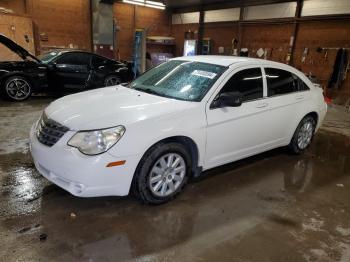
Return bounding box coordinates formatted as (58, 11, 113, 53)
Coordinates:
(130, 60, 227, 101)
(38, 51, 62, 63)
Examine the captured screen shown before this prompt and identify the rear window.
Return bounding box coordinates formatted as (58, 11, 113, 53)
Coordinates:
(265, 68, 297, 96)
(293, 74, 310, 91)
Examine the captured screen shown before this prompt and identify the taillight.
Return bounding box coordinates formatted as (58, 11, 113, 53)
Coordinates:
(323, 94, 332, 105)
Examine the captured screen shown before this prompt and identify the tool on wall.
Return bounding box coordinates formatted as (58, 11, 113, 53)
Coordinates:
(301, 47, 309, 63)
(240, 48, 249, 57)
(316, 47, 328, 60)
(256, 48, 264, 58)
(231, 38, 238, 56)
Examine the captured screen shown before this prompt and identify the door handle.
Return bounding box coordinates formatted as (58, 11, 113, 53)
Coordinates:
(255, 103, 268, 108)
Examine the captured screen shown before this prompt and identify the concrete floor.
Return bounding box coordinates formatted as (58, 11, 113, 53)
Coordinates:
(0, 97, 350, 262)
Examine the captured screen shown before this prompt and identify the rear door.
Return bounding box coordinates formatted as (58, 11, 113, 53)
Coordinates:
(263, 67, 306, 143)
(52, 52, 92, 89)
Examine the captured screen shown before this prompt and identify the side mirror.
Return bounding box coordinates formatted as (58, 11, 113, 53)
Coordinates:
(211, 92, 243, 109)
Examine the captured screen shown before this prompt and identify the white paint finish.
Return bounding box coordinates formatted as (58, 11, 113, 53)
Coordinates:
(205, 65, 291, 168)
(30, 56, 327, 197)
(172, 12, 200, 24)
(172, 55, 262, 66)
(301, 0, 350, 16)
(243, 2, 297, 20)
(204, 8, 240, 23)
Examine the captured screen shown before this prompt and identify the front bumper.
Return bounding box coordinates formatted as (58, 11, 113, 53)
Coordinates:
(29, 124, 141, 197)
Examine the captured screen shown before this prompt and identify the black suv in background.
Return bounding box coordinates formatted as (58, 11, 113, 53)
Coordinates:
(0, 34, 133, 101)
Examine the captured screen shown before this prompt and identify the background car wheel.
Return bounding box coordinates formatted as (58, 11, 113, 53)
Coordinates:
(104, 75, 121, 87)
(289, 115, 316, 154)
(132, 142, 192, 205)
(2, 76, 32, 101)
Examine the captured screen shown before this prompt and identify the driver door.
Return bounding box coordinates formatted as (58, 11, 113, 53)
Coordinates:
(205, 66, 278, 169)
(50, 52, 92, 90)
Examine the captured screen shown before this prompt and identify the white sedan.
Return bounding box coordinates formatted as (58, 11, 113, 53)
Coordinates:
(30, 56, 327, 204)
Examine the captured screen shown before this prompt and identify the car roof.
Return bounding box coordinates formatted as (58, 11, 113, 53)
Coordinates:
(171, 55, 312, 85)
(172, 55, 290, 68)
(42, 49, 116, 61)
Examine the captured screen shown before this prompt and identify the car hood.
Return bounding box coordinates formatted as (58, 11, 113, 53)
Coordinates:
(0, 34, 40, 62)
(45, 86, 198, 130)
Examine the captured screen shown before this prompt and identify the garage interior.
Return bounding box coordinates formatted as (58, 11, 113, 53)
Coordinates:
(0, 0, 350, 261)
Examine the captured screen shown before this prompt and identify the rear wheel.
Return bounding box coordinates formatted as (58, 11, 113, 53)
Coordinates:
(289, 115, 316, 154)
(132, 142, 191, 205)
(2, 76, 32, 101)
(104, 75, 121, 87)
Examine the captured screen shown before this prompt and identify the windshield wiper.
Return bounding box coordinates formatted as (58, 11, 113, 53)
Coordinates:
(134, 87, 160, 96)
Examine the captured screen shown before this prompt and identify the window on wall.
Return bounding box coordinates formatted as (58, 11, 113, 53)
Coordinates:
(265, 68, 297, 96)
(220, 68, 264, 102)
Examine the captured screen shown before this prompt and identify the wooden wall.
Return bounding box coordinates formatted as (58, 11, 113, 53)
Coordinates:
(113, 2, 171, 60)
(294, 20, 350, 100)
(27, 0, 91, 53)
(0, 14, 34, 61)
(0, 0, 91, 55)
(204, 22, 239, 56)
(172, 23, 199, 57)
(0, 0, 26, 15)
(193, 19, 350, 100)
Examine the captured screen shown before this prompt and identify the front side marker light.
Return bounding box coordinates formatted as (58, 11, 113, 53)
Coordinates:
(106, 160, 126, 167)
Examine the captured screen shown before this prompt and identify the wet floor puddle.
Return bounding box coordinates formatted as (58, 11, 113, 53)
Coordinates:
(0, 130, 349, 261)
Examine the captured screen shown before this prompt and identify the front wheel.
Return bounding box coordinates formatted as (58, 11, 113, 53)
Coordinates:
(2, 76, 32, 101)
(132, 142, 192, 205)
(289, 116, 316, 154)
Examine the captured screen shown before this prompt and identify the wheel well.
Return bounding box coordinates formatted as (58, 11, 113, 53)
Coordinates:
(145, 136, 200, 176)
(0, 74, 32, 88)
(105, 73, 122, 81)
(305, 112, 318, 126)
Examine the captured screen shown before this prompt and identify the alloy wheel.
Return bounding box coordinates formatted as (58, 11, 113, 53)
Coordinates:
(297, 121, 314, 149)
(148, 153, 186, 197)
(105, 76, 121, 86)
(5, 78, 31, 101)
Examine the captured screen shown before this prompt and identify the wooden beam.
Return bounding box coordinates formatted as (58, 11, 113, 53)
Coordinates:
(197, 7, 204, 55)
(289, 0, 302, 65)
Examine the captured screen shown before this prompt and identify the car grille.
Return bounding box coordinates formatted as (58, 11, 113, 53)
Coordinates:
(36, 113, 69, 147)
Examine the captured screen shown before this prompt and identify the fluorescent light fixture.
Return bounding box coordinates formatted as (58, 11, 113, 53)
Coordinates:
(122, 0, 165, 9)
(145, 3, 165, 9)
(123, 0, 145, 6)
(146, 0, 164, 6)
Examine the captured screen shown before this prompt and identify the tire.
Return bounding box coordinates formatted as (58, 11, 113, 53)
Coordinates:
(104, 75, 122, 87)
(2, 76, 32, 101)
(289, 115, 316, 154)
(132, 142, 192, 205)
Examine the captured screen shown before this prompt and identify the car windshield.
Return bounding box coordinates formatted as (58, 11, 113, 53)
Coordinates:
(37, 51, 62, 64)
(129, 60, 227, 102)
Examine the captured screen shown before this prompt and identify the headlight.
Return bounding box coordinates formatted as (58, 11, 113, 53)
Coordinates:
(68, 126, 125, 155)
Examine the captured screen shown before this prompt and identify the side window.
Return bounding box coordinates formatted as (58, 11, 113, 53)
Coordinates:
(293, 74, 310, 91)
(220, 68, 263, 102)
(92, 55, 107, 66)
(56, 53, 91, 65)
(265, 68, 297, 96)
